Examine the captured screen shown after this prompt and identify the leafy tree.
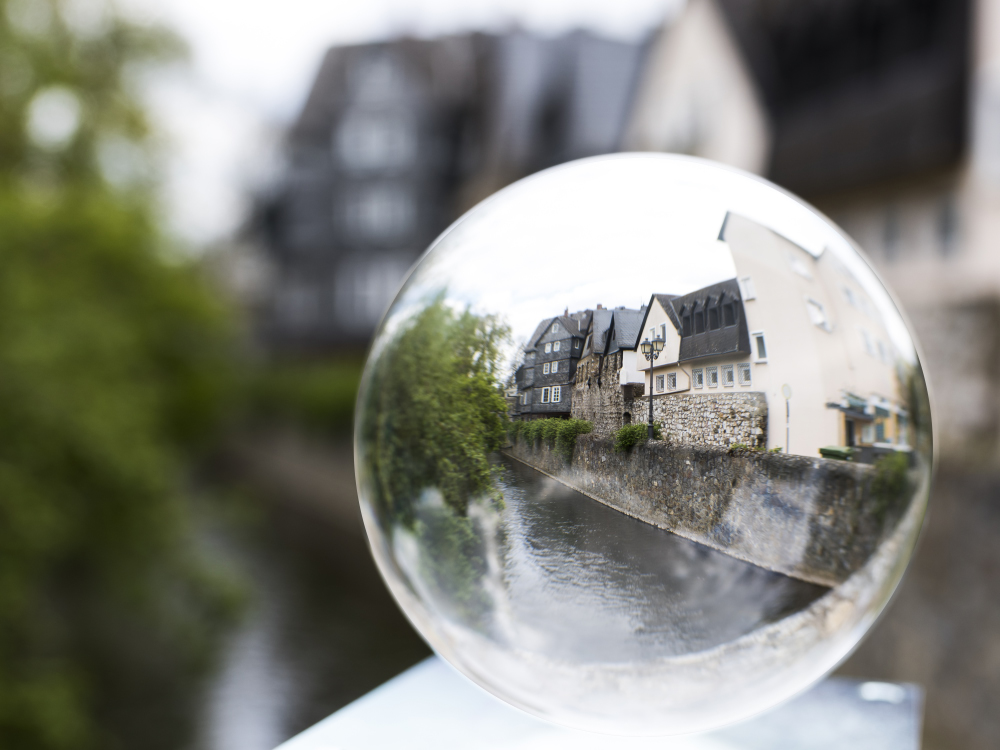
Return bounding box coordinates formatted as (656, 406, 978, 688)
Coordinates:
(0, 2, 240, 749)
(361, 295, 509, 527)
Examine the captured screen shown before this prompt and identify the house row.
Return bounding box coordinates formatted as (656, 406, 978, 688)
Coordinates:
(511, 213, 912, 461)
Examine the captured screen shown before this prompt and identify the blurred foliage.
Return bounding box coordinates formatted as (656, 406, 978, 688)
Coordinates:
(509, 418, 593, 461)
(613, 423, 661, 452)
(870, 451, 911, 525)
(0, 2, 242, 749)
(246, 358, 364, 437)
(361, 295, 509, 527)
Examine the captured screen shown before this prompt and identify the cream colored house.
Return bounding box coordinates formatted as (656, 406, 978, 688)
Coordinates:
(632, 214, 909, 458)
(625, 0, 992, 461)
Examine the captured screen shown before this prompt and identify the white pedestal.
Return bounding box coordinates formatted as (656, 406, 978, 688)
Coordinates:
(276, 657, 923, 750)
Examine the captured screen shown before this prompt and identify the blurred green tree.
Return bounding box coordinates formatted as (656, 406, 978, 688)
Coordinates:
(0, 2, 239, 749)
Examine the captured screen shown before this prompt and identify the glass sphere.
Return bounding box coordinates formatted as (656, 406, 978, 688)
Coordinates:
(354, 155, 932, 735)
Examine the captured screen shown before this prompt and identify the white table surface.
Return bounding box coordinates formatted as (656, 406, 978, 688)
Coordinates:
(276, 656, 923, 750)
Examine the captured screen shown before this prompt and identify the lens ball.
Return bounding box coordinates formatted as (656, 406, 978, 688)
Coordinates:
(354, 154, 932, 735)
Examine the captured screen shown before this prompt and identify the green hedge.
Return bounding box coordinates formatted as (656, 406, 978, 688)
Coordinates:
(512, 418, 593, 460)
(613, 422, 662, 452)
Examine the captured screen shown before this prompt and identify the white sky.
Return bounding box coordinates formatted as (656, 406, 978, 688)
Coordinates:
(122, 0, 682, 245)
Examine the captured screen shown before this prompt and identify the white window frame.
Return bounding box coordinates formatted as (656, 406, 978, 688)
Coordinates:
(737, 362, 751, 386)
(573, 339, 580, 349)
(722, 364, 734, 387)
(739, 276, 756, 301)
(551, 322, 560, 334)
(551, 386, 561, 403)
(693, 368, 704, 388)
(544, 342, 552, 353)
(805, 297, 830, 331)
(540, 387, 551, 403)
(667, 372, 677, 390)
(659, 323, 666, 341)
(655, 374, 664, 392)
(706, 365, 719, 388)
(751, 331, 768, 362)
(542, 362, 550, 374)
(551, 360, 559, 373)
(553, 340, 561, 352)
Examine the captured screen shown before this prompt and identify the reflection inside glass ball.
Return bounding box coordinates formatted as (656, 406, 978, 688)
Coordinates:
(355, 155, 931, 735)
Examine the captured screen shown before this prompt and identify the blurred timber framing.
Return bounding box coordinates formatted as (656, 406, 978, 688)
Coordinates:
(627, 0, 1000, 466)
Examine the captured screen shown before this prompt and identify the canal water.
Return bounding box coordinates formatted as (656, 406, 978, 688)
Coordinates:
(485, 455, 829, 662)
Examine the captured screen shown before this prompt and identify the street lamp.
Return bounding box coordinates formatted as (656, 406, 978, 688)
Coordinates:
(640, 336, 665, 440)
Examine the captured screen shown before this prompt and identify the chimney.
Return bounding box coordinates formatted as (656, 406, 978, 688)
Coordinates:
(564, 307, 568, 316)
(596, 304, 603, 309)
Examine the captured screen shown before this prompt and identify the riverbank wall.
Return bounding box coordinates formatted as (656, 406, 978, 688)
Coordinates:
(502, 434, 907, 587)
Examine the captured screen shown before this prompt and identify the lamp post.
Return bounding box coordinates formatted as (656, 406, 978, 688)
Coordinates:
(640, 336, 665, 440)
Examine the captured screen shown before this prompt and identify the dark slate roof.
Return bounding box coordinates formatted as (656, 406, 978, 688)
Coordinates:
(609, 307, 647, 352)
(525, 318, 553, 352)
(591, 309, 614, 352)
(716, 0, 970, 196)
(670, 279, 750, 362)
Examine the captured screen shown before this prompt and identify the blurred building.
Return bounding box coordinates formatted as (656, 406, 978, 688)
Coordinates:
(253, 30, 650, 354)
(625, 0, 1000, 464)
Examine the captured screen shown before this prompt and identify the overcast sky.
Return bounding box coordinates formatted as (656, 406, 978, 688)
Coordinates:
(124, 0, 683, 245)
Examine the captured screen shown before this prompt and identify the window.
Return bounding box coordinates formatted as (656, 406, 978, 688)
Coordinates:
(659, 323, 667, 341)
(861, 329, 874, 356)
(722, 364, 734, 387)
(553, 341, 561, 352)
(542, 362, 550, 374)
(739, 276, 756, 300)
(551, 360, 559, 373)
(708, 307, 720, 330)
(737, 363, 751, 386)
(519, 393, 526, 405)
(541, 387, 551, 403)
(693, 368, 704, 388)
(667, 372, 677, 390)
(806, 299, 829, 331)
(790, 257, 813, 280)
(707, 366, 719, 387)
(751, 332, 767, 361)
(843, 286, 857, 308)
(877, 340, 888, 363)
(722, 302, 735, 326)
(344, 184, 415, 241)
(574, 339, 580, 348)
(682, 315, 692, 336)
(551, 323, 561, 334)
(656, 374, 664, 392)
(694, 310, 705, 333)
(544, 343, 552, 353)
(552, 386, 561, 402)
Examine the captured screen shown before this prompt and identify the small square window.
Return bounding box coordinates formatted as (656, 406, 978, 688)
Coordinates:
(707, 366, 719, 387)
(693, 368, 704, 388)
(542, 362, 550, 374)
(667, 372, 677, 390)
(551, 360, 559, 373)
(656, 374, 664, 392)
(737, 363, 751, 386)
(752, 332, 767, 361)
(739, 276, 756, 300)
(552, 386, 561, 402)
(553, 341, 561, 352)
(722, 364, 734, 387)
(541, 387, 550, 403)
(544, 342, 552, 353)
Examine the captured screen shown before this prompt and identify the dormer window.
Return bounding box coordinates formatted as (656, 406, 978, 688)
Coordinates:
(708, 305, 720, 330)
(722, 302, 735, 326)
(682, 314, 692, 336)
(694, 310, 705, 334)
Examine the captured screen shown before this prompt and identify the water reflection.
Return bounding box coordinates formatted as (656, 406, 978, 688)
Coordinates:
(488, 456, 828, 662)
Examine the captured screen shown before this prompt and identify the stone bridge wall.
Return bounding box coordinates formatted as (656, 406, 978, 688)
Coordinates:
(503, 434, 908, 587)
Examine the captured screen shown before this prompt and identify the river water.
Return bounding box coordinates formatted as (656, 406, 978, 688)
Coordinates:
(484, 455, 829, 662)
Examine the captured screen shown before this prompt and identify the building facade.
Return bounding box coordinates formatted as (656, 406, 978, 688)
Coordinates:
(513, 310, 592, 419)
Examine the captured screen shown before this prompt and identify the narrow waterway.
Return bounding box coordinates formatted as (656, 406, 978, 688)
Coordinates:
(488, 455, 829, 662)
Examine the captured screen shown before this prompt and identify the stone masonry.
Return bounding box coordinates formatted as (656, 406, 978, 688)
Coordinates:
(503, 433, 911, 587)
(571, 352, 640, 435)
(647, 391, 768, 448)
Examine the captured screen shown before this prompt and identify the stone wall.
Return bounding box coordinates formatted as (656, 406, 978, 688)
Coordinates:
(648, 391, 768, 448)
(570, 353, 639, 435)
(503, 433, 910, 587)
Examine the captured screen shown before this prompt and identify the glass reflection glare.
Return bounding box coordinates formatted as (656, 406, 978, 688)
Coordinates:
(355, 155, 932, 735)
